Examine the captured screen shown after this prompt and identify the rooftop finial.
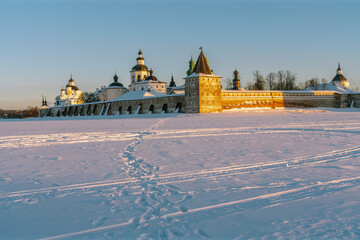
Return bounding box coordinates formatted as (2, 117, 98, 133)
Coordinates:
(113, 73, 118, 82)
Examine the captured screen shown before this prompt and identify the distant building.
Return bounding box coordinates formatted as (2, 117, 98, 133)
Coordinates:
(55, 76, 84, 106)
(331, 63, 349, 88)
(129, 49, 166, 93)
(231, 69, 244, 90)
(93, 74, 128, 101)
(306, 63, 352, 92)
(39, 97, 50, 115)
(167, 75, 185, 94)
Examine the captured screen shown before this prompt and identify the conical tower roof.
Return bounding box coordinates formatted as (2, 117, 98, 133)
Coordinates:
(192, 48, 212, 75)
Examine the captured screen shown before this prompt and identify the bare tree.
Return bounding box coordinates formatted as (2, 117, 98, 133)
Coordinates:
(276, 70, 285, 90)
(305, 78, 320, 90)
(266, 72, 276, 90)
(321, 78, 327, 90)
(245, 82, 254, 90)
(284, 71, 297, 90)
(253, 70, 265, 90)
(222, 77, 233, 90)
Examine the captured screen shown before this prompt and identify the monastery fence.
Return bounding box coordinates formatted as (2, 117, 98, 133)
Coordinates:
(42, 95, 185, 117)
(222, 90, 341, 109)
(40, 91, 360, 117)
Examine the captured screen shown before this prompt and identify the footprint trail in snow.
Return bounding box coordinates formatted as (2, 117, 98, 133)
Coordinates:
(104, 119, 200, 239)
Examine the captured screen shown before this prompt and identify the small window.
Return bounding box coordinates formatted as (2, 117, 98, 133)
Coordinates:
(137, 75, 140, 80)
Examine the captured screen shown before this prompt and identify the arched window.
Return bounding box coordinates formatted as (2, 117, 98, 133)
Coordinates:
(137, 75, 140, 80)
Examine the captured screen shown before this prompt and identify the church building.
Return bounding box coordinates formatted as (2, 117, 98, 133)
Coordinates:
(55, 76, 84, 106)
(331, 63, 350, 88)
(129, 49, 166, 93)
(93, 74, 128, 101)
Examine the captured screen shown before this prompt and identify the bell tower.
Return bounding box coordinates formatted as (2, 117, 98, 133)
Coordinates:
(184, 48, 222, 113)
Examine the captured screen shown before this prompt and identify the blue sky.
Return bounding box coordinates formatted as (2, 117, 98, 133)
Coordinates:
(1, 0, 359, 109)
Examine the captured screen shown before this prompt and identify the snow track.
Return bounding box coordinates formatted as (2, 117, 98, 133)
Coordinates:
(2, 114, 360, 239)
(1, 121, 359, 149)
(1, 145, 359, 203)
(41, 176, 360, 240)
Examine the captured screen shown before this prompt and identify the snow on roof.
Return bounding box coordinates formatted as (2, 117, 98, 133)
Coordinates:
(169, 90, 185, 95)
(305, 83, 358, 94)
(112, 90, 167, 101)
(184, 72, 222, 79)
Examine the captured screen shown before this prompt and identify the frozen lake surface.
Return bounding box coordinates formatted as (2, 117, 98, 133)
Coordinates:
(1, 108, 360, 239)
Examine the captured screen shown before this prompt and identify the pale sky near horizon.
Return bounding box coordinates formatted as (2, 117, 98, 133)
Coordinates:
(1, 0, 359, 109)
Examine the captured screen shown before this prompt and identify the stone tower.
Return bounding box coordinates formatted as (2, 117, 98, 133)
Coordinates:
(184, 48, 222, 113)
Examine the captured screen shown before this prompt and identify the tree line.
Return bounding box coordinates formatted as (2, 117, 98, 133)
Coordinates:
(224, 70, 328, 91)
(0, 106, 39, 119)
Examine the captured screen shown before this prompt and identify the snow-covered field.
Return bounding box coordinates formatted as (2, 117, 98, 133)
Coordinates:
(1, 108, 360, 239)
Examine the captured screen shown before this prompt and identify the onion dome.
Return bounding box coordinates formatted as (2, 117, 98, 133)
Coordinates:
(66, 84, 79, 90)
(145, 69, 158, 81)
(132, 64, 149, 71)
(109, 73, 124, 87)
(169, 75, 176, 87)
(131, 48, 149, 71)
(234, 69, 239, 77)
(137, 48, 144, 61)
(69, 74, 74, 83)
(186, 52, 195, 76)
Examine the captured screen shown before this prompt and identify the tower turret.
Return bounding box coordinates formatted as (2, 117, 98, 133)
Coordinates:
(137, 48, 145, 65)
(130, 48, 149, 85)
(331, 63, 349, 88)
(232, 69, 241, 90)
(186, 52, 195, 76)
(337, 63, 343, 75)
(169, 75, 176, 87)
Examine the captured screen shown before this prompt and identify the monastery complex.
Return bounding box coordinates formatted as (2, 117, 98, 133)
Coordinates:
(39, 48, 360, 117)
